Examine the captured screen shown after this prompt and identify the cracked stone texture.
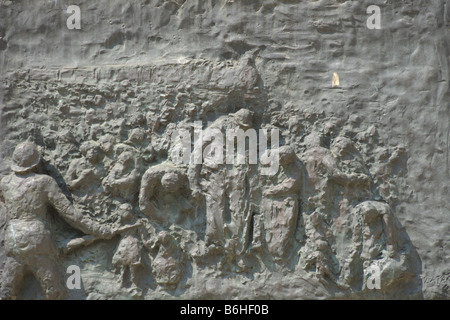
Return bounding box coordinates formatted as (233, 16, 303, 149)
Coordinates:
(0, 0, 449, 299)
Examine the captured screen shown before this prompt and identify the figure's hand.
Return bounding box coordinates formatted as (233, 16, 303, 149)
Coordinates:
(64, 235, 97, 254)
(95, 222, 140, 240)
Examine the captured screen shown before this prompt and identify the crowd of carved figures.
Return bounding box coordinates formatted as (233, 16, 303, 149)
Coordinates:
(0, 59, 415, 299)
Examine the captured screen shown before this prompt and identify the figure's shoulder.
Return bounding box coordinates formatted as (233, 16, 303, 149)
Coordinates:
(35, 174, 58, 187)
(144, 163, 170, 176)
(142, 169, 159, 182)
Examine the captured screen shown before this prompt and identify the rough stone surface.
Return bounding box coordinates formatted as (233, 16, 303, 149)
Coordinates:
(0, 0, 449, 299)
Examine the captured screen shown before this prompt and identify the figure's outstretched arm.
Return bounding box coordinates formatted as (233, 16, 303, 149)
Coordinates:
(46, 177, 114, 239)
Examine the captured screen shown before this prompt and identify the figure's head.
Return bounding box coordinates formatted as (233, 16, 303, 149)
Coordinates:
(99, 134, 116, 155)
(118, 151, 134, 167)
(360, 204, 380, 224)
(330, 136, 357, 158)
(233, 108, 254, 128)
(304, 132, 324, 148)
(80, 141, 102, 163)
(322, 117, 341, 136)
(11, 142, 40, 174)
(105, 105, 114, 119)
(58, 129, 75, 144)
(278, 145, 296, 165)
(85, 109, 96, 125)
(158, 231, 171, 245)
(131, 112, 146, 126)
(161, 171, 184, 193)
(127, 128, 146, 145)
(118, 203, 134, 224)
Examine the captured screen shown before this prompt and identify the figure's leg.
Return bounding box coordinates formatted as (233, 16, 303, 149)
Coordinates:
(264, 198, 298, 258)
(382, 210, 398, 255)
(130, 262, 142, 286)
(252, 213, 263, 249)
(31, 256, 67, 300)
(0, 256, 25, 300)
(361, 201, 398, 256)
(120, 266, 127, 287)
(314, 235, 336, 284)
(205, 193, 225, 246)
(204, 170, 227, 247)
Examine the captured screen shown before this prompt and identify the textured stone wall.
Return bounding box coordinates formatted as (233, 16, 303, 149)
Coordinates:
(0, 0, 449, 299)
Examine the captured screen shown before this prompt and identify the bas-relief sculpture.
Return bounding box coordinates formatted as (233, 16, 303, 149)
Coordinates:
(0, 0, 447, 300)
(0, 142, 137, 299)
(0, 95, 420, 299)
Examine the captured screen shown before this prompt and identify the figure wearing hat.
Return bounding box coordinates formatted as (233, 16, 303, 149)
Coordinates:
(187, 108, 255, 250)
(0, 142, 131, 299)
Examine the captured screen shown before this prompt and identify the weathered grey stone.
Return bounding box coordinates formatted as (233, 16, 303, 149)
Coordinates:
(0, 0, 448, 300)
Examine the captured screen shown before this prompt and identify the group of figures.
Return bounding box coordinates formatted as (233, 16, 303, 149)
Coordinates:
(0, 57, 418, 299)
(0, 107, 416, 299)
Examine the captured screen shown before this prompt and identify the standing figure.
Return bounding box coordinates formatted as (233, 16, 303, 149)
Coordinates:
(339, 200, 401, 289)
(65, 140, 106, 215)
(225, 109, 257, 253)
(0, 142, 122, 300)
(260, 146, 303, 260)
(187, 109, 254, 249)
(112, 204, 143, 293)
(188, 118, 228, 248)
(301, 132, 348, 283)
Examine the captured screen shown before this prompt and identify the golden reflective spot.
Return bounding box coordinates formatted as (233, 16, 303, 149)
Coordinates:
(332, 72, 340, 88)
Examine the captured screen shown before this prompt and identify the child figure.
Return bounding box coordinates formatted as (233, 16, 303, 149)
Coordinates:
(152, 231, 184, 289)
(112, 203, 143, 293)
